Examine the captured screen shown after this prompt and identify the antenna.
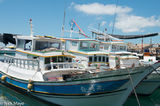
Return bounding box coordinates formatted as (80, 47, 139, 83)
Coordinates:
(30, 18, 33, 37)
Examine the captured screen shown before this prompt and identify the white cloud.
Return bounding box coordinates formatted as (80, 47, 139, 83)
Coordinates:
(115, 14, 160, 33)
(72, 2, 160, 33)
(73, 3, 132, 15)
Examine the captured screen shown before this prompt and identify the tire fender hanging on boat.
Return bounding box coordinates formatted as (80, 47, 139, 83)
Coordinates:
(27, 79, 33, 91)
(1, 75, 7, 82)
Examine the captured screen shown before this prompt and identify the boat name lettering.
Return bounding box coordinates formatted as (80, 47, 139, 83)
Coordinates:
(81, 85, 103, 93)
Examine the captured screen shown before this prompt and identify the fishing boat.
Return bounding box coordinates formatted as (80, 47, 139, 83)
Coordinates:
(0, 34, 159, 106)
(57, 35, 160, 105)
(99, 41, 140, 69)
(134, 51, 160, 95)
(92, 30, 160, 95)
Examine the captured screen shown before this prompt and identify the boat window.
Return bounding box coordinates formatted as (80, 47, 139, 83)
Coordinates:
(33, 56, 38, 59)
(106, 57, 109, 62)
(79, 41, 99, 51)
(98, 56, 101, 62)
(35, 41, 60, 51)
(102, 56, 105, 62)
(104, 45, 109, 50)
(80, 42, 88, 48)
(72, 41, 77, 46)
(89, 56, 92, 62)
(94, 56, 97, 62)
(51, 57, 57, 62)
(90, 43, 96, 48)
(68, 58, 72, 62)
(58, 56, 64, 62)
(35, 41, 46, 50)
(24, 40, 32, 50)
(17, 39, 25, 49)
(45, 57, 50, 64)
(64, 57, 72, 62)
(120, 46, 126, 51)
(64, 57, 67, 61)
(50, 42, 60, 49)
(112, 45, 116, 51)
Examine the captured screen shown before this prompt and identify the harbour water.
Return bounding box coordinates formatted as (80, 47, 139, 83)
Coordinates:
(0, 84, 55, 106)
(0, 83, 160, 106)
(124, 88, 160, 106)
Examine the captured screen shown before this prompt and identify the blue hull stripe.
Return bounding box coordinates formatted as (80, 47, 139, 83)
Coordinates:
(34, 79, 128, 95)
(0, 73, 129, 95)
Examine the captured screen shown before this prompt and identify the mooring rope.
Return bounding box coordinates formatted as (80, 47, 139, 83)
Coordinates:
(127, 68, 141, 106)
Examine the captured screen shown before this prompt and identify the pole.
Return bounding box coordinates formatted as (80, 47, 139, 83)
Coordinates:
(30, 19, 33, 37)
(141, 37, 143, 53)
(61, 9, 66, 37)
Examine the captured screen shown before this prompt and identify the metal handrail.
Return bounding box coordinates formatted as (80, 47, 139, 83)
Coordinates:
(4, 54, 40, 71)
(45, 62, 83, 70)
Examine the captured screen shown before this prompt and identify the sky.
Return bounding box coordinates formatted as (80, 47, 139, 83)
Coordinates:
(0, 0, 160, 44)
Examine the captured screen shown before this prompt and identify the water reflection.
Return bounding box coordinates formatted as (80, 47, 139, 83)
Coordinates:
(124, 88, 160, 106)
(1, 83, 160, 106)
(0, 84, 55, 106)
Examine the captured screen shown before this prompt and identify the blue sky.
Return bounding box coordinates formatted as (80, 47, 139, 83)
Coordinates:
(0, 0, 160, 44)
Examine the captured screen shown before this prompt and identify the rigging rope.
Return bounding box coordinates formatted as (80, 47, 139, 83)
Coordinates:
(111, 0, 119, 35)
(127, 68, 141, 106)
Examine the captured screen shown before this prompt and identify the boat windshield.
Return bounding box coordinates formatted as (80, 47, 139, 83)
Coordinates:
(79, 41, 99, 51)
(44, 56, 73, 70)
(35, 41, 61, 52)
(111, 44, 126, 52)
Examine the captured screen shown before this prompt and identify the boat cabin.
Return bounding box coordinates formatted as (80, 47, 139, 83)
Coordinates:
(64, 38, 99, 52)
(62, 38, 109, 69)
(4, 36, 77, 71)
(100, 41, 139, 69)
(100, 42, 127, 53)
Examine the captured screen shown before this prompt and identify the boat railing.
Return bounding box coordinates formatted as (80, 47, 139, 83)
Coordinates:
(3, 54, 40, 71)
(45, 62, 83, 71)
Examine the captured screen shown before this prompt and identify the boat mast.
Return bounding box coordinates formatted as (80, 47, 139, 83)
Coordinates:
(61, 8, 66, 37)
(30, 18, 33, 37)
(141, 37, 143, 53)
(69, 20, 74, 38)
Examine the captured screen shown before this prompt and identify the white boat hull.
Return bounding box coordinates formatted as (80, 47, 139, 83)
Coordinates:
(31, 90, 126, 106)
(31, 63, 160, 106)
(0, 61, 160, 106)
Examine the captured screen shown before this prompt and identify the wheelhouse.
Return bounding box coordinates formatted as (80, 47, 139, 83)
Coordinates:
(100, 42, 127, 53)
(65, 39, 99, 52)
(62, 38, 109, 69)
(12, 36, 77, 71)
